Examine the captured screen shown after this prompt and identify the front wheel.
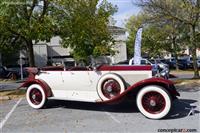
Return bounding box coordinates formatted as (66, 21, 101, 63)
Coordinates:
(26, 84, 46, 109)
(136, 85, 171, 119)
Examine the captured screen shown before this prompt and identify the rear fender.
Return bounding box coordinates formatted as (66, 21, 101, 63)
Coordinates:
(18, 79, 53, 97)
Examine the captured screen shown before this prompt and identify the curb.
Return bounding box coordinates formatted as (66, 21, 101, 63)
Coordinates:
(0, 96, 10, 101)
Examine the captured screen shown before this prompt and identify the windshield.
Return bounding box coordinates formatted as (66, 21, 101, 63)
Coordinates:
(149, 60, 155, 64)
(149, 59, 164, 64)
(89, 56, 111, 67)
(156, 60, 162, 63)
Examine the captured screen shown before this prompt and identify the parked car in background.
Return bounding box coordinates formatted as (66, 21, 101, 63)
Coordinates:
(149, 59, 169, 70)
(0, 65, 29, 80)
(165, 58, 178, 69)
(177, 59, 190, 69)
(165, 58, 177, 69)
(0, 66, 18, 80)
(116, 58, 169, 79)
(116, 59, 159, 76)
(7, 66, 29, 79)
(190, 59, 200, 68)
(198, 60, 200, 68)
(165, 58, 190, 69)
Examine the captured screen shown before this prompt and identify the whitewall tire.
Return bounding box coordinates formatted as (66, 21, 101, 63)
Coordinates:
(136, 85, 171, 119)
(26, 84, 46, 109)
(97, 73, 125, 101)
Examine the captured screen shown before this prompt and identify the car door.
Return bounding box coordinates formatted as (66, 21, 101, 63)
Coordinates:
(62, 71, 92, 90)
(60, 71, 91, 98)
(61, 70, 101, 101)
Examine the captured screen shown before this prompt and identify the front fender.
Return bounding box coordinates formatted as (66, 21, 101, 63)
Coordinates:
(127, 78, 180, 96)
(101, 77, 180, 104)
(18, 79, 53, 97)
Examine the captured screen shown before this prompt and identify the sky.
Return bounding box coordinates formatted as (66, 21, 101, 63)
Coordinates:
(107, 0, 141, 27)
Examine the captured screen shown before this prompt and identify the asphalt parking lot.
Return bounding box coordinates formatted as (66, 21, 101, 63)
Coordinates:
(0, 82, 22, 91)
(0, 89, 200, 133)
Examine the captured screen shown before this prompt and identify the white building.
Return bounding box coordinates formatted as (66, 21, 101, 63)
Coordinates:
(183, 47, 200, 58)
(164, 46, 200, 59)
(32, 26, 127, 67)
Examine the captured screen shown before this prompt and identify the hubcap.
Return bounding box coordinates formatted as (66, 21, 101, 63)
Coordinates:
(102, 79, 121, 99)
(150, 100, 156, 106)
(107, 86, 112, 92)
(29, 88, 42, 105)
(142, 91, 166, 114)
(32, 94, 36, 100)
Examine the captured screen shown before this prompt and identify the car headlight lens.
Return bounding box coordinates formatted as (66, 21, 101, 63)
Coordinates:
(160, 71, 167, 76)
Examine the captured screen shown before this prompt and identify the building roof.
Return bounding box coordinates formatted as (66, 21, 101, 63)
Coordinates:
(108, 26, 126, 35)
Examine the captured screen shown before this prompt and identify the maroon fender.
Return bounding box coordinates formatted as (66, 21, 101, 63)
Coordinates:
(100, 77, 180, 104)
(18, 79, 53, 97)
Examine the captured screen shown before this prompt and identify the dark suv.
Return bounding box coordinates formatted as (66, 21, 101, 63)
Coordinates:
(0, 66, 18, 80)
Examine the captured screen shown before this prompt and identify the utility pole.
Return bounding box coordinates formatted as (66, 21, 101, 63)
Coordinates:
(19, 51, 24, 80)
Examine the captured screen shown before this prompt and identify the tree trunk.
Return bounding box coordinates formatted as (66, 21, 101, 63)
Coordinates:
(26, 40, 35, 67)
(174, 53, 179, 71)
(172, 36, 179, 70)
(191, 25, 199, 79)
(191, 47, 199, 79)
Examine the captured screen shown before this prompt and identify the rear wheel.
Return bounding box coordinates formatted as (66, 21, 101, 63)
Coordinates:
(97, 74, 125, 101)
(26, 84, 46, 109)
(136, 85, 171, 119)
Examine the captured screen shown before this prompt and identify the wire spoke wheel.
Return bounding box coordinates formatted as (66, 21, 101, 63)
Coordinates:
(137, 85, 171, 119)
(26, 84, 46, 109)
(102, 79, 121, 99)
(29, 88, 43, 105)
(142, 91, 166, 114)
(97, 74, 125, 101)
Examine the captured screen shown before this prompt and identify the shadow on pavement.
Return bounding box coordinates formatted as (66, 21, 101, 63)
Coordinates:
(176, 87, 200, 92)
(44, 98, 199, 120)
(166, 99, 200, 120)
(45, 100, 138, 113)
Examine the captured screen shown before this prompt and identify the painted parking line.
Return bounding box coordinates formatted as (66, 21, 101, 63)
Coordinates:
(0, 98, 22, 129)
(104, 111, 121, 124)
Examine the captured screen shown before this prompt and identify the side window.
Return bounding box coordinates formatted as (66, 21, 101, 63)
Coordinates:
(141, 60, 146, 65)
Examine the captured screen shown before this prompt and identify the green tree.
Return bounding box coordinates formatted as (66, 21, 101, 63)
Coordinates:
(126, 14, 181, 59)
(126, 14, 189, 70)
(0, 0, 58, 66)
(126, 14, 146, 59)
(58, 0, 117, 62)
(0, 0, 117, 66)
(136, 0, 200, 78)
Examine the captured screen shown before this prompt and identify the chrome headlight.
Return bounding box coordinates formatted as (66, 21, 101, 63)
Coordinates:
(160, 71, 167, 76)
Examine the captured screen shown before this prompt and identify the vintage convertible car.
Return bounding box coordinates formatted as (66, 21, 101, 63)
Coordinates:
(19, 57, 180, 119)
